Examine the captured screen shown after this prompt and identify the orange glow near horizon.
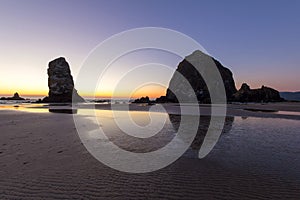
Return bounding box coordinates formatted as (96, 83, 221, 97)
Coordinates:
(0, 85, 166, 99)
(82, 84, 166, 99)
(1, 72, 299, 99)
(0, 89, 48, 98)
(1, 80, 299, 99)
(129, 85, 166, 99)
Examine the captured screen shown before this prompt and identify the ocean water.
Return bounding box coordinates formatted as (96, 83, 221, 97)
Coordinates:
(0, 99, 35, 104)
(0, 98, 131, 105)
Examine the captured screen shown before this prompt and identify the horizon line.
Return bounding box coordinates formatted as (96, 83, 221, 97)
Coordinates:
(1, 90, 300, 100)
(0, 93, 164, 99)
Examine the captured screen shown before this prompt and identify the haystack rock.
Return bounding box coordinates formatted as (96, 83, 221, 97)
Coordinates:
(42, 57, 85, 103)
(166, 50, 237, 103)
(233, 83, 284, 102)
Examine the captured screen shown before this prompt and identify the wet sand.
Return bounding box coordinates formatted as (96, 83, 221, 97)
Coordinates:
(0, 103, 300, 199)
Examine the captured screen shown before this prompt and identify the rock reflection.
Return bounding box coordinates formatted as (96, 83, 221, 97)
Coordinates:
(97, 110, 234, 155)
(48, 109, 78, 114)
(169, 115, 234, 152)
(98, 111, 176, 153)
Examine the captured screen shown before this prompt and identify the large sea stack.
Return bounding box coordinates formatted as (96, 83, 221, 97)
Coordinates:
(166, 50, 237, 103)
(42, 57, 84, 103)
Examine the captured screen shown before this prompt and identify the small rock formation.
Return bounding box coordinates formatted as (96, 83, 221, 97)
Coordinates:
(0, 92, 25, 100)
(12, 92, 24, 100)
(42, 57, 84, 103)
(155, 96, 168, 103)
(233, 83, 284, 102)
(166, 50, 237, 103)
(132, 96, 152, 104)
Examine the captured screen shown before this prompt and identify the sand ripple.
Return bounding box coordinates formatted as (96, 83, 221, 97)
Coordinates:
(1, 110, 300, 199)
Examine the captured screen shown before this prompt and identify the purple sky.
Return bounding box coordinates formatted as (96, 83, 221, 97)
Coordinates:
(0, 0, 299, 97)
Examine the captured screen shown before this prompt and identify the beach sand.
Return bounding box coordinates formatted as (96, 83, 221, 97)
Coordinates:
(1, 103, 300, 199)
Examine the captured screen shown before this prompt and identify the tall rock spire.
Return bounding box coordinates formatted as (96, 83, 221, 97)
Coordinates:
(42, 57, 85, 103)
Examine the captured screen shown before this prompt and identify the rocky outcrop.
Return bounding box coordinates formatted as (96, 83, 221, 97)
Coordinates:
(155, 96, 168, 103)
(131, 50, 284, 104)
(233, 83, 284, 102)
(0, 92, 25, 100)
(166, 50, 237, 103)
(132, 96, 155, 104)
(42, 57, 84, 103)
(133, 96, 150, 103)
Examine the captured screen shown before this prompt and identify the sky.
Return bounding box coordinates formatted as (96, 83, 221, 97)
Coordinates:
(0, 0, 299, 98)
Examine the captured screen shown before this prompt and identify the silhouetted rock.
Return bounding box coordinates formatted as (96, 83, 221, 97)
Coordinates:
(91, 99, 111, 103)
(155, 96, 168, 103)
(132, 96, 155, 105)
(132, 96, 150, 103)
(0, 92, 25, 100)
(166, 50, 237, 103)
(35, 99, 43, 103)
(12, 92, 24, 100)
(233, 83, 284, 102)
(42, 57, 85, 103)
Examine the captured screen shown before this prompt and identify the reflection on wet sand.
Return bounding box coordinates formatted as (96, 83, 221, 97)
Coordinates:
(1, 106, 300, 199)
(49, 109, 78, 114)
(92, 110, 233, 157)
(92, 111, 175, 153)
(168, 114, 234, 153)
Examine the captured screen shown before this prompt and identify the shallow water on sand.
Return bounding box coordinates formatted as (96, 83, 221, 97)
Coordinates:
(81, 110, 300, 175)
(1, 108, 300, 199)
(80, 110, 300, 197)
(211, 117, 300, 179)
(277, 110, 300, 116)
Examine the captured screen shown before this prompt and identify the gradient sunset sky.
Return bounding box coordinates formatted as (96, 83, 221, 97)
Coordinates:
(0, 0, 299, 98)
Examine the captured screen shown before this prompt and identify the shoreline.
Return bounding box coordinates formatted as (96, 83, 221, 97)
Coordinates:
(1, 103, 300, 199)
(1, 102, 300, 120)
